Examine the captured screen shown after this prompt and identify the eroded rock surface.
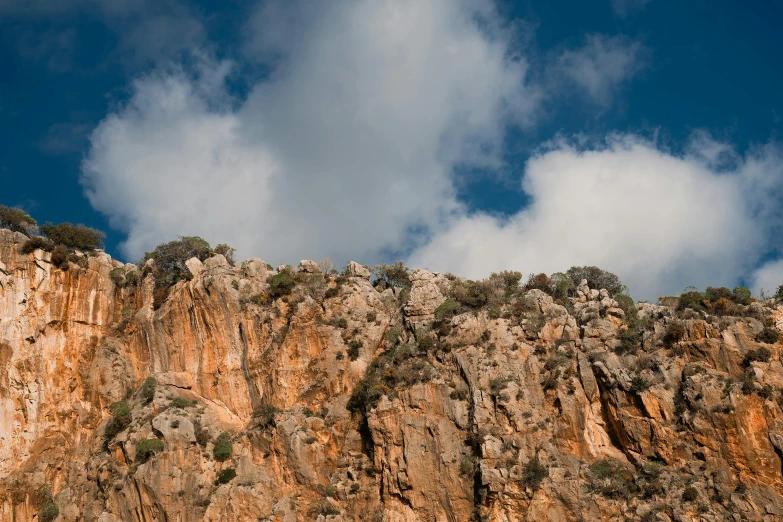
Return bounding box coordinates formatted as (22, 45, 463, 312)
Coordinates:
(2, 228, 783, 521)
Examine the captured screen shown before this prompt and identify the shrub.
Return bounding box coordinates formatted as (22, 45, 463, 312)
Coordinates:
(109, 267, 126, 287)
(566, 266, 627, 296)
(194, 421, 211, 447)
(776, 284, 783, 300)
(460, 455, 477, 476)
(522, 456, 548, 491)
(434, 299, 458, 321)
(522, 273, 553, 294)
(50, 245, 68, 268)
(682, 486, 698, 502)
(140, 377, 156, 403)
(110, 401, 130, 417)
(169, 397, 191, 409)
(757, 327, 780, 344)
(216, 468, 237, 484)
(40, 221, 105, 250)
(39, 501, 59, 522)
(0, 205, 36, 234)
(453, 279, 494, 308)
(489, 270, 522, 296)
(384, 325, 402, 344)
(19, 236, 54, 254)
(372, 261, 411, 288)
(252, 404, 278, 430)
(143, 236, 211, 289)
(213, 243, 236, 266)
(629, 374, 651, 393)
(347, 340, 362, 361)
(213, 432, 233, 461)
(733, 286, 752, 304)
(743, 347, 772, 366)
(135, 438, 164, 463)
(268, 273, 296, 298)
(662, 322, 686, 348)
(550, 272, 575, 301)
(366, 311, 377, 322)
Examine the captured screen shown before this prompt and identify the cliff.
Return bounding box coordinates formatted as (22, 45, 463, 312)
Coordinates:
(2, 228, 783, 521)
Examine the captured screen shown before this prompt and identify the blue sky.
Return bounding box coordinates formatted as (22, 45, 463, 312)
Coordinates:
(1, 0, 782, 299)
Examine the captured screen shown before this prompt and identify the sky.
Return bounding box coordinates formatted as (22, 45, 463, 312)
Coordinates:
(1, 0, 782, 300)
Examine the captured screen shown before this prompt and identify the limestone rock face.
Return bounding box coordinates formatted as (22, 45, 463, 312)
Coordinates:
(3, 230, 783, 521)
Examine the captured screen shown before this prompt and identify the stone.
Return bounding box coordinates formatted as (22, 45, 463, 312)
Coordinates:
(344, 261, 370, 279)
(185, 257, 204, 277)
(298, 260, 320, 273)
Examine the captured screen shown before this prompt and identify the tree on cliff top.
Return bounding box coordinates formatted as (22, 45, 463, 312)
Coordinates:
(0, 205, 37, 235)
(39, 222, 105, 250)
(143, 236, 212, 289)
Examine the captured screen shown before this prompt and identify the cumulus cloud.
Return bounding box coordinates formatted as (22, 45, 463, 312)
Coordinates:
(82, 0, 537, 264)
(409, 134, 783, 300)
(554, 34, 648, 106)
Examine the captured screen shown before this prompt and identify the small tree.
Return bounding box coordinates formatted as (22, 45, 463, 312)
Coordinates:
(39, 221, 105, 250)
(566, 266, 627, 296)
(372, 261, 411, 288)
(213, 432, 233, 461)
(0, 205, 37, 234)
(135, 438, 164, 463)
(143, 236, 211, 289)
(268, 272, 296, 298)
(213, 243, 236, 266)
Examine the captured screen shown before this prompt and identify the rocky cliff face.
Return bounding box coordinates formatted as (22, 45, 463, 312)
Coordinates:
(2, 228, 783, 521)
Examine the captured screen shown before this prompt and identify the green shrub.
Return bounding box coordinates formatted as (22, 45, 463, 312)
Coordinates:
(169, 397, 191, 409)
(216, 468, 237, 484)
(757, 327, 780, 344)
(434, 299, 458, 321)
(109, 267, 126, 287)
(522, 273, 553, 294)
(743, 347, 772, 366)
(39, 501, 59, 522)
(268, 273, 296, 298)
(140, 377, 156, 403)
(213, 432, 233, 461)
(451, 279, 493, 308)
(347, 340, 362, 361)
(110, 401, 130, 417)
(566, 266, 627, 296)
(0, 205, 36, 234)
(39, 221, 105, 250)
(662, 322, 686, 348)
(682, 485, 698, 502)
(135, 438, 164, 463)
(194, 421, 210, 447)
(213, 243, 236, 266)
(19, 236, 54, 254)
(550, 272, 575, 301)
(629, 374, 651, 393)
(143, 236, 211, 289)
(252, 404, 278, 430)
(460, 455, 477, 476)
(371, 261, 411, 288)
(732, 286, 752, 304)
(384, 325, 402, 344)
(50, 245, 68, 268)
(522, 456, 548, 491)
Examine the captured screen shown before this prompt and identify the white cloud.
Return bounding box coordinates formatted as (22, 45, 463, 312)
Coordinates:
(409, 134, 783, 300)
(611, 0, 652, 18)
(751, 260, 783, 298)
(82, 0, 537, 264)
(554, 34, 648, 106)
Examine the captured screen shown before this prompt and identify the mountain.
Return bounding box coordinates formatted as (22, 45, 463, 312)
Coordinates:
(1, 227, 783, 521)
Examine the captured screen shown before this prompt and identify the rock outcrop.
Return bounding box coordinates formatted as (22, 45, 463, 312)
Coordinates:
(2, 228, 783, 521)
